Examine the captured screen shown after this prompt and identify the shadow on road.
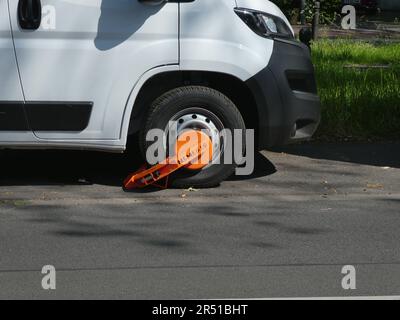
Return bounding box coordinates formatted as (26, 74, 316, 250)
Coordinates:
(227, 151, 277, 181)
(273, 142, 400, 169)
(1, 141, 397, 188)
(0, 143, 276, 188)
(0, 140, 141, 187)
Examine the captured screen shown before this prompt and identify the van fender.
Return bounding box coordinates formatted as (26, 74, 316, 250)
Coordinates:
(119, 65, 180, 146)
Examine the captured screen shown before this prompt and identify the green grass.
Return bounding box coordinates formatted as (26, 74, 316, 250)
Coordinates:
(312, 40, 400, 140)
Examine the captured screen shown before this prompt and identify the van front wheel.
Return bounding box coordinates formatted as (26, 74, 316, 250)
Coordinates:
(140, 86, 246, 188)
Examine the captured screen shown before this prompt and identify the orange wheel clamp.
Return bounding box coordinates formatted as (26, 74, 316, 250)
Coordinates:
(123, 130, 213, 190)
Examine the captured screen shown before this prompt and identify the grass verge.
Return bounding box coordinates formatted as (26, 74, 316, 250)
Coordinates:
(312, 39, 400, 140)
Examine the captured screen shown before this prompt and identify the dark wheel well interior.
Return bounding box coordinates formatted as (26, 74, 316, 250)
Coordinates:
(128, 71, 259, 137)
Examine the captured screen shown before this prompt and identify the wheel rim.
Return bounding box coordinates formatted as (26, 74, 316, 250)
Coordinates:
(164, 107, 225, 170)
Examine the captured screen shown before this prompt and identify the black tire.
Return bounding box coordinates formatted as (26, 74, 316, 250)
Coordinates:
(140, 86, 246, 188)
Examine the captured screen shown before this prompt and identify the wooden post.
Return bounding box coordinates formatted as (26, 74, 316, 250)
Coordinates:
(300, 0, 306, 25)
(312, 1, 320, 40)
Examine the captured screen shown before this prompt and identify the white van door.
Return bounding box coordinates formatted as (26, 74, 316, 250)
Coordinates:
(0, 0, 31, 137)
(8, 0, 178, 141)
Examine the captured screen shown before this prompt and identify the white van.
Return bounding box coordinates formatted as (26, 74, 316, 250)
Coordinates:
(0, 0, 320, 187)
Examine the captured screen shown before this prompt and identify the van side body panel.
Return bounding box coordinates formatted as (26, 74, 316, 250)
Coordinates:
(0, 1, 24, 101)
(7, 0, 179, 141)
(0, 0, 37, 142)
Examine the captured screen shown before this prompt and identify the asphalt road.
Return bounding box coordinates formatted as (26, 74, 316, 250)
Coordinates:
(0, 142, 399, 299)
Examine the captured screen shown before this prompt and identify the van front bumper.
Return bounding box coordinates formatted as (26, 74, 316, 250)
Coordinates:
(246, 38, 321, 149)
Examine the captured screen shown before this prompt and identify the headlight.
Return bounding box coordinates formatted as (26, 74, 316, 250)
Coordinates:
(234, 8, 294, 39)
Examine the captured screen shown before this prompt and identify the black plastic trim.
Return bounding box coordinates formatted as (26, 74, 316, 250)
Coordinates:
(0, 102, 29, 131)
(0, 101, 92, 132)
(245, 40, 321, 149)
(25, 102, 93, 132)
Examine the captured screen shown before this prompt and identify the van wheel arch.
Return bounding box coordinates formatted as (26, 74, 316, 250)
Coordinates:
(127, 71, 260, 141)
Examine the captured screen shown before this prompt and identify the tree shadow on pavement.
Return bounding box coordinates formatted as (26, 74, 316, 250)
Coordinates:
(18, 198, 333, 254)
(272, 142, 400, 169)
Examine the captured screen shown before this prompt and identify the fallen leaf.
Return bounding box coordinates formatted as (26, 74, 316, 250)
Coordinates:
(366, 183, 384, 189)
